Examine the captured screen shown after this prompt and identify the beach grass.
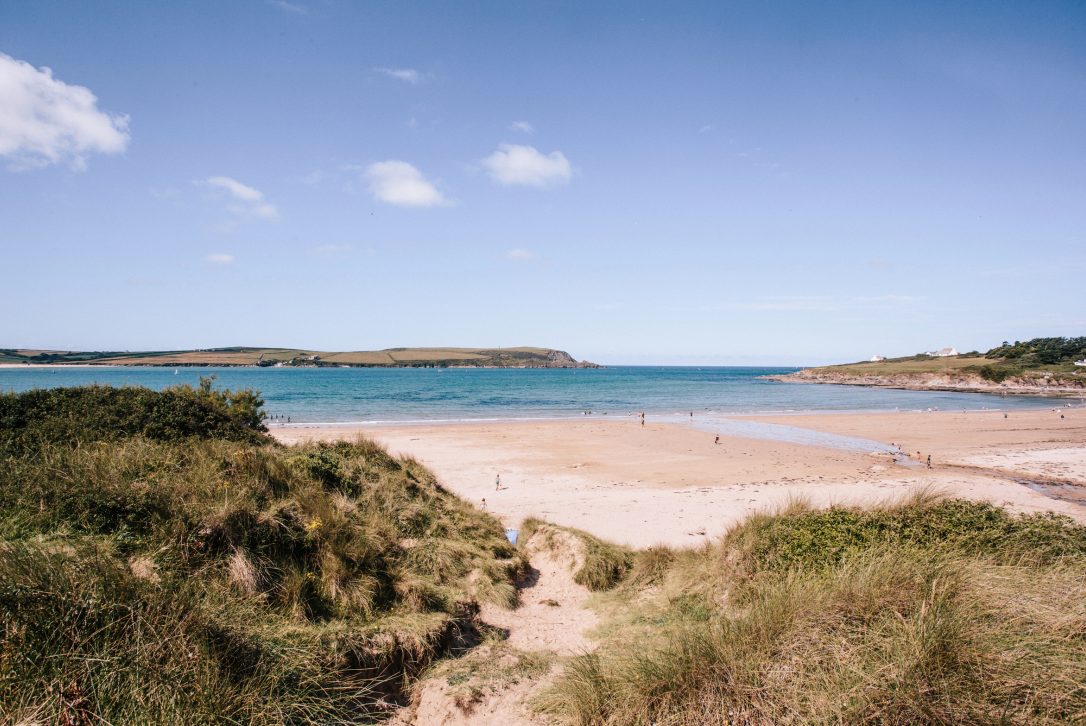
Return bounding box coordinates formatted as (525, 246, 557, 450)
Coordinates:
(540, 493, 1086, 725)
(0, 383, 525, 723)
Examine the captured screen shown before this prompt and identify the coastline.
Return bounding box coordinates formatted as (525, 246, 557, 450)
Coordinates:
(767, 372, 1086, 397)
(273, 409, 1086, 548)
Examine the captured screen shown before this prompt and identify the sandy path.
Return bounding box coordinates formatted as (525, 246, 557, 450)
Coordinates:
(391, 527, 595, 725)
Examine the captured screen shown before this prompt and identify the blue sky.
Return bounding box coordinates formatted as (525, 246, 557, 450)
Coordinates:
(1, 1, 1083, 365)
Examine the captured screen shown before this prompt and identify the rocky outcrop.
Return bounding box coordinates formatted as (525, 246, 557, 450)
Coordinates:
(771, 369, 1086, 397)
(545, 350, 599, 368)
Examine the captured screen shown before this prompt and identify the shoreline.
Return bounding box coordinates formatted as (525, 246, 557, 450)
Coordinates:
(768, 373, 1086, 398)
(265, 403, 1081, 430)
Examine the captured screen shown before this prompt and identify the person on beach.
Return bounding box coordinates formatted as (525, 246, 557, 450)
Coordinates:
(926, 454, 932, 469)
(714, 435, 720, 444)
(481, 498, 487, 510)
(495, 474, 501, 491)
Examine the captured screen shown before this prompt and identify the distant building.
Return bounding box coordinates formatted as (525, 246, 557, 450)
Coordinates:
(925, 347, 958, 357)
(870, 355, 886, 362)
(1075, 359, 1086, 367)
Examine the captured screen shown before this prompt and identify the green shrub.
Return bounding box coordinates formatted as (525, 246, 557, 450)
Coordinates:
(0, 379, 268, 453)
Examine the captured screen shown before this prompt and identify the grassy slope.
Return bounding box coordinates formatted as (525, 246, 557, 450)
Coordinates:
(3, 346, 571, 367)
(539, 493, 1086, 725)
(0, 384, 524, 724)
(799, 338, 1086, 384)
(808, 355, 991, 375)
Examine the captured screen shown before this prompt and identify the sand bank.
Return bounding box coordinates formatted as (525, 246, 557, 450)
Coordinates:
(273, 409, 1086, 548)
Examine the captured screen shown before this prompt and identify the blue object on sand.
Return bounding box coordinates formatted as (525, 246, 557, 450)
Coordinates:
(505, 529, 518, 545)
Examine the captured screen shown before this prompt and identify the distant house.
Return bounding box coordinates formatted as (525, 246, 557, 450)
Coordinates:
(870, 355, 886, 362)
(925, 347, 958, 358)
(1075, 359, 1086, 367)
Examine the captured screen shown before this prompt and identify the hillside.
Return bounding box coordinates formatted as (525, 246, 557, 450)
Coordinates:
(777, 337, 1086, 396)
(0, 346, 598, 368)
(0, 382, 525, 722)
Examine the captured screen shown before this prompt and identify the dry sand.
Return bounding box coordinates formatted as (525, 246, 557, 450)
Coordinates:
(273, 408, 1086, 548)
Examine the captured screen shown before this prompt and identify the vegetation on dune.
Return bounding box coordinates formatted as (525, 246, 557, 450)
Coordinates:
(0, 378, 267, 452)
(539, 492, 1086, 725)
(0, 383, 524, 724)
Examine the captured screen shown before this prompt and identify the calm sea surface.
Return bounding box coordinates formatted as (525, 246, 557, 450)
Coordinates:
(0, 366, 1059, 424)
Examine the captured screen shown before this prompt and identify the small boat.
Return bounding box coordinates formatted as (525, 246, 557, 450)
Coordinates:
(174, 369, 179, 375)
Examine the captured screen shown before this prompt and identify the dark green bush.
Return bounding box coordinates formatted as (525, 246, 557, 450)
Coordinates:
(0, 378, 268, 452)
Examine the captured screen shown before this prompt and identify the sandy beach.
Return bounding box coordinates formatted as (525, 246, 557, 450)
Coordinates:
(272, 408, 1086, 548)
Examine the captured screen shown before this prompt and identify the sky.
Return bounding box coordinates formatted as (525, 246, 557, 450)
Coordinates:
(1, 1, 1084, 365)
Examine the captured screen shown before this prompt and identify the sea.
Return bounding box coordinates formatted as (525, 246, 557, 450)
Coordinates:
(0, 365, 1061, 426)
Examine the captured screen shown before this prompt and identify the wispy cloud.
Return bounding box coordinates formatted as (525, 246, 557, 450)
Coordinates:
(510, 121, 534, 133)
(267, 0, 307, 14)
(206, 253, 234, 264)
(0, 52, 129, 171)
(374, 67, 428, 84)
(481, 144, 572, 187)
(364, 161, 449, 207)
(504, 248, 537, 262)
(201, 176, 279, 219)
(698, 124, 714, 133)
(312, 243, 353, 255)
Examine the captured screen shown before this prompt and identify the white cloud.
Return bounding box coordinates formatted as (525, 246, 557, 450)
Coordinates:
(201, 176, 279, 219)
(510, 121, 534, 133)
(364, 160, 449, 207)
(206, 253, 234, 264)
(504, 248, 537, 262)
(268, 0, 307, 13)
(0, 52, 129, 171)
(375, 67, 425, 84)
(698, 124, 714, 133)
(481, 144, 571, 187)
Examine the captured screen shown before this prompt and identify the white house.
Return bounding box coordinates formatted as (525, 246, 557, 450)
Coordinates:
(1075, 359, 1086, 367)
(925, 347, 958, 357)
(870, 355, 886, 362)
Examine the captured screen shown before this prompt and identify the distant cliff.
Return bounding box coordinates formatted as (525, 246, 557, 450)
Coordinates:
(0, 346, 601, 369)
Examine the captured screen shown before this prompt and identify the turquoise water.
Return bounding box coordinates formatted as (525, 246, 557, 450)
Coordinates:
(0, 365, 1059, 424)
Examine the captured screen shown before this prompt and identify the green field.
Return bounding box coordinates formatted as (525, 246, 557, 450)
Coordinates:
(802, 337, 1086, 384)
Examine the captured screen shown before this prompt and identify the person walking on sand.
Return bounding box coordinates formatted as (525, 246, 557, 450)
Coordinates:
(926, 454, 932, 469)
(495, 473, 502, 491)
(481, 498, 487, 510)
